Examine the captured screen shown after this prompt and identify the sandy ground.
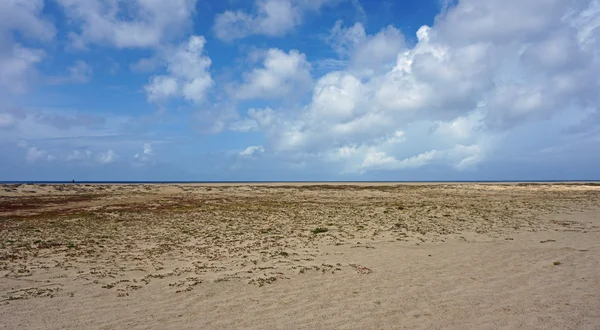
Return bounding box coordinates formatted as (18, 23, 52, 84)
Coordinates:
(1, 183, 599, 329)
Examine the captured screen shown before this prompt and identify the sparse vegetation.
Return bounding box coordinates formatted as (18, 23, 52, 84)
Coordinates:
(311, 227, 329, 234)
(0, 182, 596, 300)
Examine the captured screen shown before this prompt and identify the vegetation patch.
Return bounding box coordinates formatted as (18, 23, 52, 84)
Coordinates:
(311, 227, 329, 234)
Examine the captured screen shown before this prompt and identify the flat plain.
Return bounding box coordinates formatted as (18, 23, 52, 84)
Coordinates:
(1, 183, 599, 329)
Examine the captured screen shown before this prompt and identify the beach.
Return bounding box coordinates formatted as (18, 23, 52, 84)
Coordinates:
(1, 183, 599, 329)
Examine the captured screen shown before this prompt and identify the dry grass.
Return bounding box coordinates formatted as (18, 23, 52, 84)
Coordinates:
(1, 183, 599, 299)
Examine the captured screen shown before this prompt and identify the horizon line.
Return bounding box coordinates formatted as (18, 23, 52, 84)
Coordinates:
(2, 180, 599, 184)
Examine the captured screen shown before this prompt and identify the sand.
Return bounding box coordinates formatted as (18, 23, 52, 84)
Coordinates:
(1, 183, 599, 329)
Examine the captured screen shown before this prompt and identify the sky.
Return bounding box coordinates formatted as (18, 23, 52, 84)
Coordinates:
(1, 0, 599, 181)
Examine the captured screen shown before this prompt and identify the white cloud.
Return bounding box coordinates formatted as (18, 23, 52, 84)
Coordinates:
(359, 144, 482, 172)
(328, 21, 365, 56)
(387, 131, 406, 144)
(0, 45, 45, 93)
(67, 150, 93, 162)
(214, 0, 341, 41)
(143, 143, 153, 156)
(439, 0, 457, 12)
(0, 0, 56, 42)
(236, 49, 312, 100)
(133, 143, 155, 165)
(307, 71, 363, 121)
(328, 21, 406, 76)
(56, 0, 197, 49)
(435, 0, 575, 45)
(239, 145, 265, 157)
(433, 111, 484, 141)
(362, 149, 440, 171)
(16, 141, 49, 162)
(146, 76, 178, 101)
(22, 145, 57, 163)
(145, 36, 213, 104)
(229, 118, 260, 132)
(233, 145, 266, 169)
(98, 149, 117, 164)
(231, 0, 600, 174)
(451, 144, 483, 171)
(213, 11, 257, 42)
(0, 1, 55, 93)
(26, 147, 47, 162)
(571, 0, 600, 51)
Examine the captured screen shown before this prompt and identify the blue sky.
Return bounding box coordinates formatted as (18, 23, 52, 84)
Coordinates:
(1, 0, 599, 181)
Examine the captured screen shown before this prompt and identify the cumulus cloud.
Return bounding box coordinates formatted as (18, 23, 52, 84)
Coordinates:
(433, 111, 484, 142)
(56, 0, 197, 49)
(67, 150, 93, 162)
(20, 144, 56, 163)
(143, 143, 153, 156)
(3, 0, 597, 179)
(232, 0, 600, 174)
(235, 49, 312, 100)
(359, 144, 483, 173)
(98, 149, 117, 164)
(0, 45, 45, 94)
(214, 0, 341, 41)
(232, 145, 266, 169)
(134, 143, 155, 165)
(145, 36, 213, 105)
(239, 145, 265, 157)
(0, 0, 56, 42)
(328, 21, 406, 76)
(362, 149, 440, 171)
(0, 0, 55, 93)
(26, 147, 47, 162)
